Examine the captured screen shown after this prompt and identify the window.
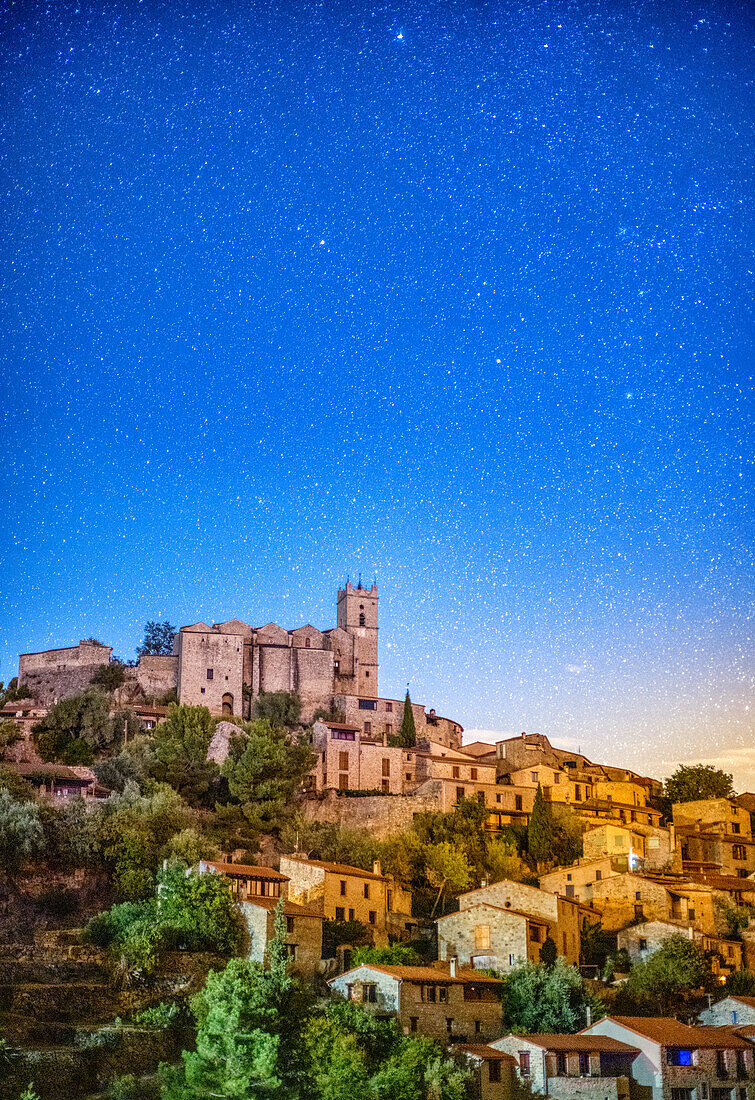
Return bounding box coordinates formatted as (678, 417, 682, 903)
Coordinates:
(368, 910, 376, 924)
(340, 880, 347, 896)
(717, 1051, 729, 1078)
(359, 612, 365, 626)
(284, 944, 297, 960)
(471, 768, 478, 780)
(529, 925, 541, 943)
(385, 701, 393, 713)
(596, 870, 602, 881)
(519, 1052, 531, 1077)
(634, 905, 644, 920)
(616, 834, 626, 847)
(554, 773, 561, 784)
(332, 729, 355, 740)
(439, 986, 448, 1003)
(358, 699, 377, 710)
(635, 891, 642, 900)
(363, 883, 370, 899)
(364, 721, 372, 736)
(339, 752, 349, 770)
(387, 889, 393, 911)
(206, 668, 214, 680)
(305, 637, 310, 648)
(200, 687, 205, 694)
(574, 785, 582, 801)
(456, 787, 465, 803)
(566, 873, 572, 882)
(446, 1018, 454, 1035)
(496, 794, 502, 803)
(639, 938, 648, 951)
(579, 1053, 589, 1075)
(286, 916, 294, 934)
(477, 792, 486, 806)
(423, 985, 437, 1003)
(556, 1053, 567, 1075)
(348, 908, 354, 921)
(738, 869, 749, 878)
(672, 1091, 694, 1100)
(688, 908, 696, 921)
(667, 1050, 693, 1067)
(736, 1052, 747, 1078)
(452, 766, 460, 779)
(531, 772, 538, 783)
(489, 1061, 502, 1083)
(222, 693, 234, 715)
(474, 924, 491, 949)
(733, 845, 746, 861)
(565, 885, 575, 898)
(335, 906, 345, 921)
(733, 823, 741, 834)
(475, 1020, 482, 1035)
(410, 1017, 418, 1033)
(363, 983, 377, 1003)
(515, 795, 523, 811)
(509, 954, 516, 965)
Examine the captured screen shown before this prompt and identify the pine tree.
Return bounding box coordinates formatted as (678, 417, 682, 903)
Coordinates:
(396, 690, 417, 748)
(527, 784, 554, 866)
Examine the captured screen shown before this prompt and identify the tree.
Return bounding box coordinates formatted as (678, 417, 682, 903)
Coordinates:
(221, 719, 314, 834)
(425, 842, 471, 916)
(137, 621, 176, 658)
(94, 735, 154, 793)
(540, 935, 558, 968)
(0, 788, 45, 878)
(502, 959, 602, 1033)
(157, 863, 242, 955)
(32, 689, 112, 761)
(352, 943, 422, 967)
(395, 690, 417, 748)
(0, 677, 32, 707)
(90, 662, 127, 693)
(253, 691, 303, 729)
(664, 764, 735, 806)
(159, 903, 312, 1099)
(0, 719, 22, 757)
(620, 933, 712, 1013)
(486, 837, 525, 883)
(527, 785, 555, 866)
(150, 705, 218, 806)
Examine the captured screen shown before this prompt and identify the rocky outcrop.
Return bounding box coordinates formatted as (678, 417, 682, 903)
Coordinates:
(207, 720, 245, 765)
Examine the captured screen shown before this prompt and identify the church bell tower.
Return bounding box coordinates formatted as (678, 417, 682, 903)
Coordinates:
(336, 580, 378, 698)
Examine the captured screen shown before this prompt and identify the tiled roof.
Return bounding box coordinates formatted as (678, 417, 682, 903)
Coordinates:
(591, 1018, 753, 1050)
(461, 742, 498, 757)
(202, 860, 289, 881)
(285, 857, 387, 881)
(11, 763, 93, 782)
(457, 1044, 517, 1062)
(333, 963, 502, 986)
(519, 1034, 640, 1054)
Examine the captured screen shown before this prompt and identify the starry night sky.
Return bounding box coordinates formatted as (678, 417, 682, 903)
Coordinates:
(1, 1, 752, 784)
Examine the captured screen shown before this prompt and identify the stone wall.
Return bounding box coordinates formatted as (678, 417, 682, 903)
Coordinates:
(437, 905, 530, 969)
(299, 789, 443, 838)
(177, 628, 244, 716)
(135, 654, 178, 698)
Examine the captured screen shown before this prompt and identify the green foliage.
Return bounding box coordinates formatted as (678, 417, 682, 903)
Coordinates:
(540, 935, 558, 967)
(303, 1002, 470, 1100)
(157, 863, 242, 955)
(160, 907, 313, 1100)
(40, 796, 102, 868)
(137, 621, 176, 658)
(527, 785, 555, 865)
(18, 1088, 42, 1100)
(221, 718, 315, 835)
(715, 898, 755, 941)
(32, 689, 112, 760)
(253, 690, 303, 729)
(620, 933, 712, 1013)
(501, 958, 602, 1033)
(0, 719, 22, 756)
(0, 677, 32, 707)
(724, 969, 755, 995)
(351, 942, 421, 967)
(393, 690, 417, 748)
(150, 705, 218, 806)
(579, 918, 614, 969)
(424, 841, 471, 915)
(90, 662, 127, 692)
(0, 765, 35, 802)
(98, 780, 192, 899)
(322, 919, 371, 957)
(95, 736, 154, 793)
(131, 1000, 190, 1030)
(664, 764, 735, 805)
(0, 788, 45, 874)
(106, 1073, 143, 1100)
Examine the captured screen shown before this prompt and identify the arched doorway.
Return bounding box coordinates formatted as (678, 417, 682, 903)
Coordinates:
(222, 693, 234, 716)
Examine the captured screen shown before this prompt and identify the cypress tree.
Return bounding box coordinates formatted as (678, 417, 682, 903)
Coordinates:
(527, 784, 554, 866)
(396, 690, 417, 748)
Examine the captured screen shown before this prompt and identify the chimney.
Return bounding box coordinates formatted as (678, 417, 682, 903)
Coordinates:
(449, 956, 457, 978)
(373, 860, 382, 877)
(586, 1005, 592, 1027)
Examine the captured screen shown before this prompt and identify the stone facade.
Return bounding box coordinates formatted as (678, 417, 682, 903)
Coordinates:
(617, 921, 743, 979)
(699, 995, 755, 1027)
(241, 897, 322, 979)
(582, 823, 674, 872)
(490, 1034, 639, 1100)
(329, 962, 504, 1044)
(18, 641, 112, 705)
(280, 856, 413, 945)
(672, 801, 755, 878)
(586, 873, 716, 934)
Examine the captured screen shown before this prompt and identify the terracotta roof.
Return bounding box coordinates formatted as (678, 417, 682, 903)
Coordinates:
(333, 963, 502, 986)
(590, 1018, 753, 1050)
(685, 873, 755, 891)
(457, 1044, 516, 1062)
(518, 1034, 640, 1054)
(201, 860, 289, 882)
(462, 742, 498, 757)
(320, 721, 360, 731)
(285, 857, 388, 881)
(242, 896, 322, 918)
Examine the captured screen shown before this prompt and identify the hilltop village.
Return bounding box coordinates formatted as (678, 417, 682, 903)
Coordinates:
(1, 582, 754, 1100)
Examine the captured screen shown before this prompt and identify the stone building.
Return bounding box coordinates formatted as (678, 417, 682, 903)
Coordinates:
(699, 995, 755, 1027)
(672, 799, 755, 879)
(490, 1033, 640, 1100)
(197, 860, 289, 901)
(539, 857, 620, 902)
(582, 822, 675, 872)
(329, 960, 504, 1044)
(437, 879, 591, 970)
(457, 1045, 516, 1100)
(587, 872, 716, 934)
(581, 1016, 755, 1100)
(241, 896, 322, 980)
(309, 719, 417, 795)
(617, 921, 742, 980)
(279, 855, 414, 944)
(17, 582, 463, 747)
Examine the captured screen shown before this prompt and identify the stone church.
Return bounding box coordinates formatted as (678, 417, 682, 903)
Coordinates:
(17, 581, 462, 748)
